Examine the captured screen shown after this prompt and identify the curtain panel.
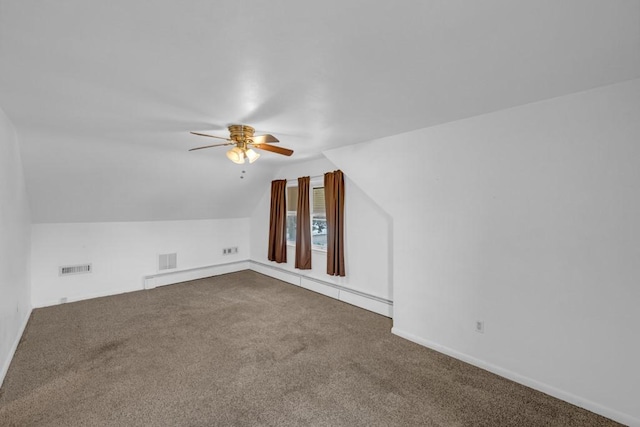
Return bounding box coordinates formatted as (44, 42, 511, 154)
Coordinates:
(324, 170, 345, 276)
(295, 176, 312, 269)
(268, 179, 287, 263)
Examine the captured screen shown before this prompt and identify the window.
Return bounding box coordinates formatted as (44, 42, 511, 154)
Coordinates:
(286, 186, 297, 245)
(286, 182, 327, 251)
(311, 186, 327, 250)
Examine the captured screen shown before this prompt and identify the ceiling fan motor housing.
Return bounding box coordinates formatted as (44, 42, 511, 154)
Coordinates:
(228, 124, 255, 144)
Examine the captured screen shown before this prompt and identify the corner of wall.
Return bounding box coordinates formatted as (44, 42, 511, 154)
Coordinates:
(0, 105, 33, 389)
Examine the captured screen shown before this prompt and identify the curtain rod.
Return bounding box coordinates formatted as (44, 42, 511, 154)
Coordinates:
(285, 174, 324, 182)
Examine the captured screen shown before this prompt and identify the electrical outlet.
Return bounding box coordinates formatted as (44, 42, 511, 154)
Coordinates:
(223, 247, 238, 255)
(60, 297, 68, 304)
(476, 320, 484, 334)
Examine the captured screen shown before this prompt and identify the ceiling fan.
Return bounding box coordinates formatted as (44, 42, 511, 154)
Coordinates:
(189, 124, 293, 164)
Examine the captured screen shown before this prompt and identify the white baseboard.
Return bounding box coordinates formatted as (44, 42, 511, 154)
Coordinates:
(391, 327, 639, 427)
(250, 261, 299, 286)
(249, 260, 393, 318)
(144, 260, 249, 289)
(0, 306, 32, 389)
(34, 287, 139, 308)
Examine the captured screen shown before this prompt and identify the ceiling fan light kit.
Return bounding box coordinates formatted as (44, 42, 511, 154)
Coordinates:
(245, 148, 260, 163)
(225, 146, 260, 165)
(226, 146, 245, 164)
(189, 124, 293, 164)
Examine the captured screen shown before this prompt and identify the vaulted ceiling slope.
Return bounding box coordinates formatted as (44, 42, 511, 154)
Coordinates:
(1, 0, 638, 223)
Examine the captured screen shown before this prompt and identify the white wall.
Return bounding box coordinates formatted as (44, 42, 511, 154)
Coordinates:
(250, 157, 392, 310)
(0, 108, 32, 387)
(324, 79, 640, 426)
(31, 218, 250, 307)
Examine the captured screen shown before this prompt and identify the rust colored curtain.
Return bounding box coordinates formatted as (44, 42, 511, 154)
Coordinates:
(295, 176, 312, 269)
(268, 179, 287, 263)
(324, 170, 345, 276)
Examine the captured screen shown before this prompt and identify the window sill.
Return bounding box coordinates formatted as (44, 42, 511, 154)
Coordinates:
(287, 243, 327, 253)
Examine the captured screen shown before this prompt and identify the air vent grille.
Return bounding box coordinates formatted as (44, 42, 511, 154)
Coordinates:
(59, 264, 92, 276)
(159, 253, 177, 271)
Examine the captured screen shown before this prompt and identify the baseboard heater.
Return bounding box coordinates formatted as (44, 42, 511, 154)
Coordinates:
(249, 260, 393, 318)
(142, 259, 393, 318)
(143, 260, 250, 289)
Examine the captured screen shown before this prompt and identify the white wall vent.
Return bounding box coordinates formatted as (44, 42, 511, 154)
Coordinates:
(59, 264, 92, 276)
(159, 253, 177, 271)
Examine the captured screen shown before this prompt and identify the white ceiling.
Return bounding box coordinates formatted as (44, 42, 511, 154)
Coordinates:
(1, 0, 639, 223)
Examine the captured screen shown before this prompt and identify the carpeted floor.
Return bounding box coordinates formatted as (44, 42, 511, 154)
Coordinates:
(0, 271, 621, 426)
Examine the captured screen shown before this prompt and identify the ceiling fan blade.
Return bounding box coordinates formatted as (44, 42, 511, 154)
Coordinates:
(190, 131, 232, 141)
(188, 142, 234, 151)
(251, 134, 279, 144)
(252, 143, 293, 156)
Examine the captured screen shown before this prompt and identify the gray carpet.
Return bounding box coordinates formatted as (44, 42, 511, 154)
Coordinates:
(0, 271, 621, 426)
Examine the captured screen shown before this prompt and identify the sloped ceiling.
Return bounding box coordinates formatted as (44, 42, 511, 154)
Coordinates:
(0, 0, 638, 223)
